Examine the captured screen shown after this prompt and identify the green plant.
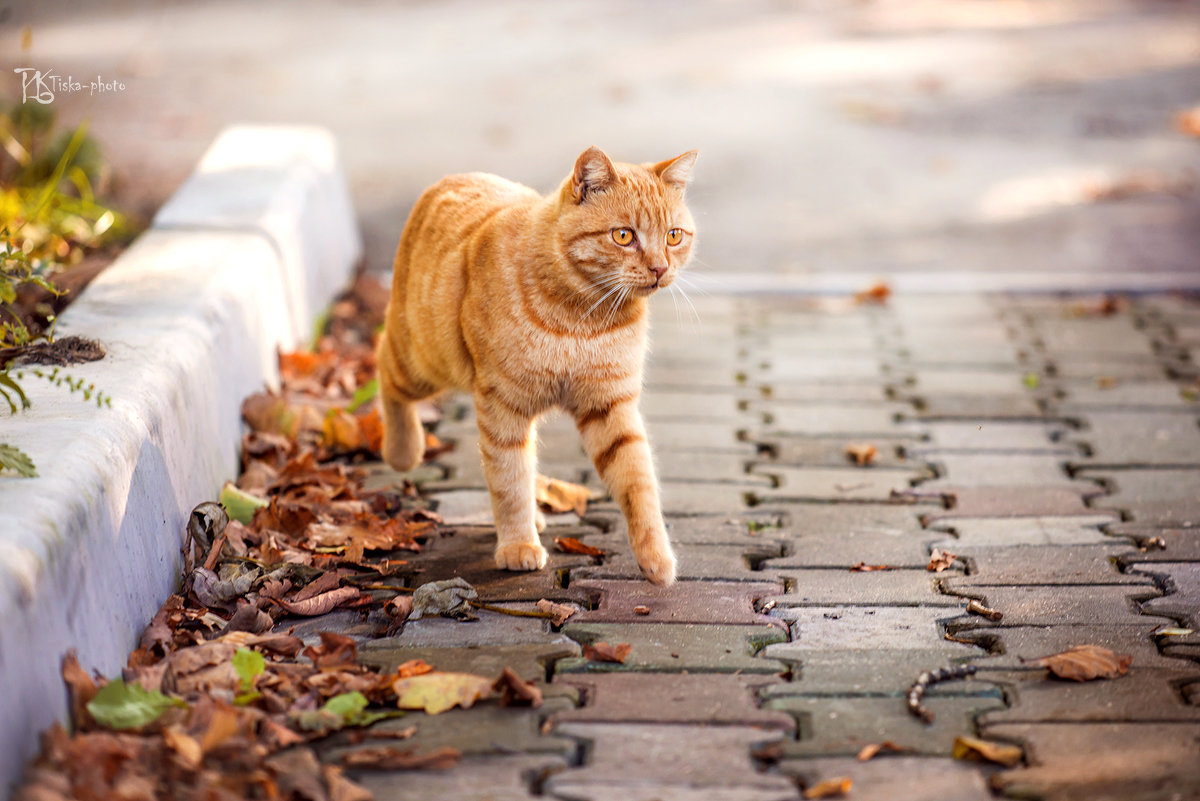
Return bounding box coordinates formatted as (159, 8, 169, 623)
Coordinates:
(0, 103, 131, 477)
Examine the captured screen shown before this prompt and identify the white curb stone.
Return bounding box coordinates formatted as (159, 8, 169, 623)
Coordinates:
(0, 125, 361, 793)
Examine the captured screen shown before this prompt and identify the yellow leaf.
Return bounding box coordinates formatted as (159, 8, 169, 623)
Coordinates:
(803, 776, 852, 799)
(393, 672, 493, 715)
(953, 735, 1022, 766)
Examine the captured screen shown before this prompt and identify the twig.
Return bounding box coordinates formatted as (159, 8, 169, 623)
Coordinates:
(471, 601, 558, 620)
(907, 665, 978, 724)
(967, 599, 1003, 621)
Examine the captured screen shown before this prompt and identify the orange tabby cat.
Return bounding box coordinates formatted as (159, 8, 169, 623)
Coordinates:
(376, 146, 698, 586)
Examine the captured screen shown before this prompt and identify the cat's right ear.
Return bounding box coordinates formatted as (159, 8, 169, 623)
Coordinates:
(572, 146, 616, 204)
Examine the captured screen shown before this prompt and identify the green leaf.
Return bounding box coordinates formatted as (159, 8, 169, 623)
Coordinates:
(1022, 372, 1041, 389)
(86, 679, 186, 730)
(232, 648, 265, 691)
(219, 481, 269, 524)
(0, 442, 36, 476)
(234, 690, 263, 706)
(0, 373, 30, 411)
(322, 690, 401, 727)
(347, 378, 378, 413)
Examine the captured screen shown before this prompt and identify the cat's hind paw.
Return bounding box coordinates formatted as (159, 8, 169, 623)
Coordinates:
(494, 541, 549, 572)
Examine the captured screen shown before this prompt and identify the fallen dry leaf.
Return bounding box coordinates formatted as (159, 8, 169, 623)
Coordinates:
(1176, 107, 1200, 138)
(857, 740, 910, 761)
(633, 605, 651, 616)
(845, 442, 878, 466)
(342, 745, 461, 771)
(396, 659, 435, 679)
(554, 536, 605, 557)
(926, 548, 957, 572)
(61, 652, 98, 730)
(850, 562, 896, 572)
(1020, 645, 1132, 682)
(953, 735, 1022, 766)
(853, 282, 890, 305)
(493, 667, 543, 708)
(303, 632, 359, 670)
(393, 672, 493, 715)
(803, 776, 853, 799)
(583, 642, 632, 664)
(536, 475, 592, 516)
(162, 725, 203, 770)
(967, 599, 1003, 621)
(274, 586, 360, 617)
(535, 599, 578, 626)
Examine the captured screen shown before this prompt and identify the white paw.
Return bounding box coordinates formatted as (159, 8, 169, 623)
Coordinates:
(636, 543, 677, 586)
(494, 541, 549, 572)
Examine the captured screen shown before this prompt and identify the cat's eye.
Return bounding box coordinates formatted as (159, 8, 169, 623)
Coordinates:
(612, 228, 635, 246)
(666, 228, 684, 246)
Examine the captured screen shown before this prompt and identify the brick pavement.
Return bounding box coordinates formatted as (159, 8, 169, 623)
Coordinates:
(320, 293, 1200, 800)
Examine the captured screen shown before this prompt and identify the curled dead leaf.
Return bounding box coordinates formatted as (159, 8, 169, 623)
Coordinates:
(396, 659, 435, 678)
(493, 667, 543, 708)
(845, 442, 878, 466)
(535, 474, 592, 516)
(803, 776, 852, 799)
(583, 642, 632, 664)
(926, 548, 957, 573)
(303, 632, 359, 671)
(61, 652, 98, 731)
(952, 735, 1022, 766)
(850, 562, 895, 572)
(1019, 645, 1132, 682)
(273, 586, 360, 617)
(633, 605, 651, 616)
(554, 536, 605, 557)
(967, 599, 1003, 621)
(535, 599, 578, 626)
(342, 745, 461, 771)
(853, 282, 890, 305)
(857, 740, 910, 761)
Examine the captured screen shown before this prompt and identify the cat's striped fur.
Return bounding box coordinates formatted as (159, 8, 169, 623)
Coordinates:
(376, 147, 698, 585)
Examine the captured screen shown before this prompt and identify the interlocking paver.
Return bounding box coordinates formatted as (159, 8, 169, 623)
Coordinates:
(359, 642, 581, 682)
(571, 542, 782, 583)
(545, 723, 798, 801)
(551, 673, 794, 730)
(655, 452, 769, 484)
(921, 485, 1108, 524)
(950, 624, 1178, 670)
(1130, 562, 1200, 627)
(1069, 411, 1200, 466)
(760, 437, 923, 468)
(555, 622, 787, 674)
(906, 394, 1045, 420)
(752, 465, 930, 502)
(983, 722, 1200, 801)
(755, 402, 908, 435)
(1055, 380, 1200, 412)
(767, 695, 1005, 757)
(940, 584, 1166, 627)
(1111, 525, 1200, 562)
(659, 481, 758, 514)
(765, 570, 966, 607)
(979, 668, 1200, 723)
(946, 544, 1147, 586)
(926, 515, 1115, 547)
(920, 453, 1078, 490)
(778, 757, 994, 801)
(909, 421, 1071, 453)
(1082, 468, 1200, 526)
(570, 579, 785, 627)
(355, 755, 569, 801)
(665, 514, 790, 546)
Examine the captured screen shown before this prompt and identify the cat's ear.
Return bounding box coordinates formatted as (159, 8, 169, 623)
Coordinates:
(653, 150, 699, 192)
(572, 146, 616, 204)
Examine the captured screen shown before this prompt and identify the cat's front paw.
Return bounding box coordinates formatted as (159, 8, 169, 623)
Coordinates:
(636, 542, 677, 586)
(494, 541, 549, 572)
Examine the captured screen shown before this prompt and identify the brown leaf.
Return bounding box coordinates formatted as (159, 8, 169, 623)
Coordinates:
(342, 745, 461, 771)
(952, 735, 1022, 766)
(633, 605, 651, 616)
(61, 651, 97, 731)
(323, 408, 365, 451)
(1020, 645, 1132, 682)
(583, 642, 632, 664)
(850, 562, 896, 572)
(162, 725, 203, 770)
(803, 776, 852, 799)
(303, 632, 359, 671)
(845, 442, 878, 466)
(323, 764, 374, 801)
(535, 599, 578, 626)
(274, 586, 360, 617)
(857, 740, 910, 761)
(553, 536, 605, 557)
(396, 659, 434, 679)
(1178, 107, 1200, 138)
(853, 282, 890, 305)
(216, 631, 305, 658)
(493, 667, 543, 708)
(265, 747, 330, 801)
(536, 475, 592, 516)
(260, 717, 306, 749)
(199, 703, 241, 753)
(926, 548, 957, 572)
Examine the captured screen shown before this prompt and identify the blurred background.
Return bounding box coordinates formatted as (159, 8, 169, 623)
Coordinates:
(3, 0, 1198, 287)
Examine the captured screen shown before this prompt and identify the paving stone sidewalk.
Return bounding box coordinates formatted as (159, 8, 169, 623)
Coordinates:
(319, 293, 1200, 800)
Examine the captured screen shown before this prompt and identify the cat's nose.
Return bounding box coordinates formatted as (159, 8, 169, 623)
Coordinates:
(650, 264, 668, 282)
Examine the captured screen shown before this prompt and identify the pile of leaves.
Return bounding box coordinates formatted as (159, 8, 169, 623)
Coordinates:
(13, 275, 472, 800)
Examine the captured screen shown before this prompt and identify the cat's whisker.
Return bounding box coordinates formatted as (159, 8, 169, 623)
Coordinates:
(582, 282, 625, 321)
(673, 280, 702, 326)
(668, 283, 682, 326)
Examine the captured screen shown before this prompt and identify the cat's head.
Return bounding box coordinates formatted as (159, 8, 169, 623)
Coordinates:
(558, 146, 698, 299)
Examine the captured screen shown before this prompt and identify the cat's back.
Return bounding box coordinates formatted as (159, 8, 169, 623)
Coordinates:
(403, 172, 539, 255)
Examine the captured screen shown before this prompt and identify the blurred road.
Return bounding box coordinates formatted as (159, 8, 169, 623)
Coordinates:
(3, 0, 1199, 285)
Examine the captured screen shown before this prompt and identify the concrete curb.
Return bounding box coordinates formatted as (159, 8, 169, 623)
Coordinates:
(0, 125, 361, 792)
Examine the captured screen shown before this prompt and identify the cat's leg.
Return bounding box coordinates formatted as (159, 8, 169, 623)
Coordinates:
(574, 396, 676, 585)
(377, 335, 428, 472)
(475, 390, 547, 571)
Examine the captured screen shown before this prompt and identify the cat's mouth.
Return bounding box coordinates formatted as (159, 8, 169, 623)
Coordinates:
(635, 283, 659, 296)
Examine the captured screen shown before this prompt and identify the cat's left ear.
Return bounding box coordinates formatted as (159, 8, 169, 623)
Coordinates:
(652, 150, 699, 192)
